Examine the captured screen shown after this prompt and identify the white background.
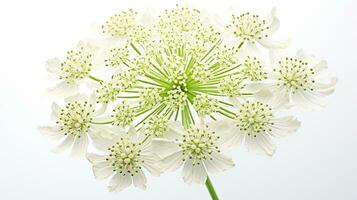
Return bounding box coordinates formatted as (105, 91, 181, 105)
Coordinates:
(0, 0, 356, 199)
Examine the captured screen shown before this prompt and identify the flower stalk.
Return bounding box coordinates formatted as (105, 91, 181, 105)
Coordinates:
(206, 176, 219, 200)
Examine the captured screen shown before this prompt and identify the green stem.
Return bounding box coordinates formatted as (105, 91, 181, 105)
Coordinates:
(130, 43, 141, 55)
(89, 75, 103, 83)
(90, 121, 113, 125)
(205, 176, 219, 200)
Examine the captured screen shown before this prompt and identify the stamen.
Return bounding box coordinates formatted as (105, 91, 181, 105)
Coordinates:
(59, 47, 92, 83)
(179, 126, 220, 165)
(227, 12, 270, 42)
(102, 9, 137, 37)
(235, 101, 273, 137)
(112, 102, 136, 127)
(107, 137, 143, 176)
(56, 101, 94, 137)
(274, 57, 315, 93)
(193, 95, 219, 116)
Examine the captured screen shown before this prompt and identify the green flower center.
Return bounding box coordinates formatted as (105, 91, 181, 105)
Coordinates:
(60, 47, 92, 83)
(107, 138, 143, 176)
(144, 115, 168, 137)
(235, 101, 273, 136)
(102, 9, 137, 37)
(57, 101, 94, 137)
(112, 102, 136, 127)
(241, 56, 267, 81)
(228, 12, 270, 42)
(274, 57, 315, 93)
(179, 126, 220, 165)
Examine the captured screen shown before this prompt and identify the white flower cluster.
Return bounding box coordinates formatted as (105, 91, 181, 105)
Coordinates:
(39, 5, 337, 195)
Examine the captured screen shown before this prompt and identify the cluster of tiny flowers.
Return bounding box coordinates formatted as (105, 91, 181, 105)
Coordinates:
(156, 5, 219, 56)
(96, 82, 118, 103)
(106, 137, 143, 176)
(102, 9, 137, 37)
(216, 46, 239, 69)
(178, 126, 220, 165)
(143, 115, 168, 137)
(60, 47, 93, 83)
(191, 62, 212, 83)
(111, 71, 138, 91)
(274, 57, 315, 92)
(112, 102, 136, 127)
(241, 56, 268, 81)
(193, 95, 219, 116)
(235, 101, 273, 137)
(57, 101, 94, 137)
(104, 46, 130, 67)
(41, 4, 336, 195)
(219, 75, 246, 97)
(139, 88, 162, 109)
(227, 12, 269, 42)
(165, 86, 188, 109)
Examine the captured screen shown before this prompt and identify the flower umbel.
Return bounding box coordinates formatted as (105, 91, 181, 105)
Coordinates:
(41, 5, 336, 199)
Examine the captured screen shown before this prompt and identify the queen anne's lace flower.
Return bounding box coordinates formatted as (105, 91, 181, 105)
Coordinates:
(210, 100, 300, 156)
(193, 95, 219, 116)
(46, 42, 98, 97)
(87, 127, 161, 191)
(153, 123, 234, 184)
(41, 5, 336, 195)
(227, 8, 289, 49)
(104, 46, 130, 67)
(102, 9, 137, 37)
(38, 94, 107, 157)
(219, 75, 246, 97)
(96, 81, 119, 104)
(266, 50, 337, 110)
(112, 102, 136, 127)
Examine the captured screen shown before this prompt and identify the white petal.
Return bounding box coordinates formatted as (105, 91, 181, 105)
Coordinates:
(161, 151, 184, 172)
(225, 130, 245, 148)
(46, 58, 61, 74)
(204, 152, 235, 173)
(90, 127, 117, 151)
(266, 7, 277, 24)
(314, 60, 328, 72)
(182, 160, 208, 184)
(191, 162, 208, 184)
(139, 8, 156, 25)
(70, 134, 89, 158)
(46, 81, 79, 98)
(51, 102, 61, 118)
(108, 173, 132, 192)
(141, 153, 162, 176)
(38, 126, 62, 140)
(208, 120, 240, 147)
(167, 121, 185, 136)
(258, 37, 290, 49)
(267, 17, 280, 35)
(65, 93, 88, 103)
(292, 90, 325, 111)
(93, 162, 114, 180)
(93, 103, 107, 117)
(313, 76, 337, 96)
(126, 125, 137, 137)
(52, 134, 75, 153)
(163, 128, 183, 140)
(151, 139, 180, 158)
(245, 134, 276, 156)
(269, 116, 300, 137)
(86, 153, 107, 164)
(133, 170, 147, 190)
(208, 119, 235, 134)
(182, 160, 194, 184)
